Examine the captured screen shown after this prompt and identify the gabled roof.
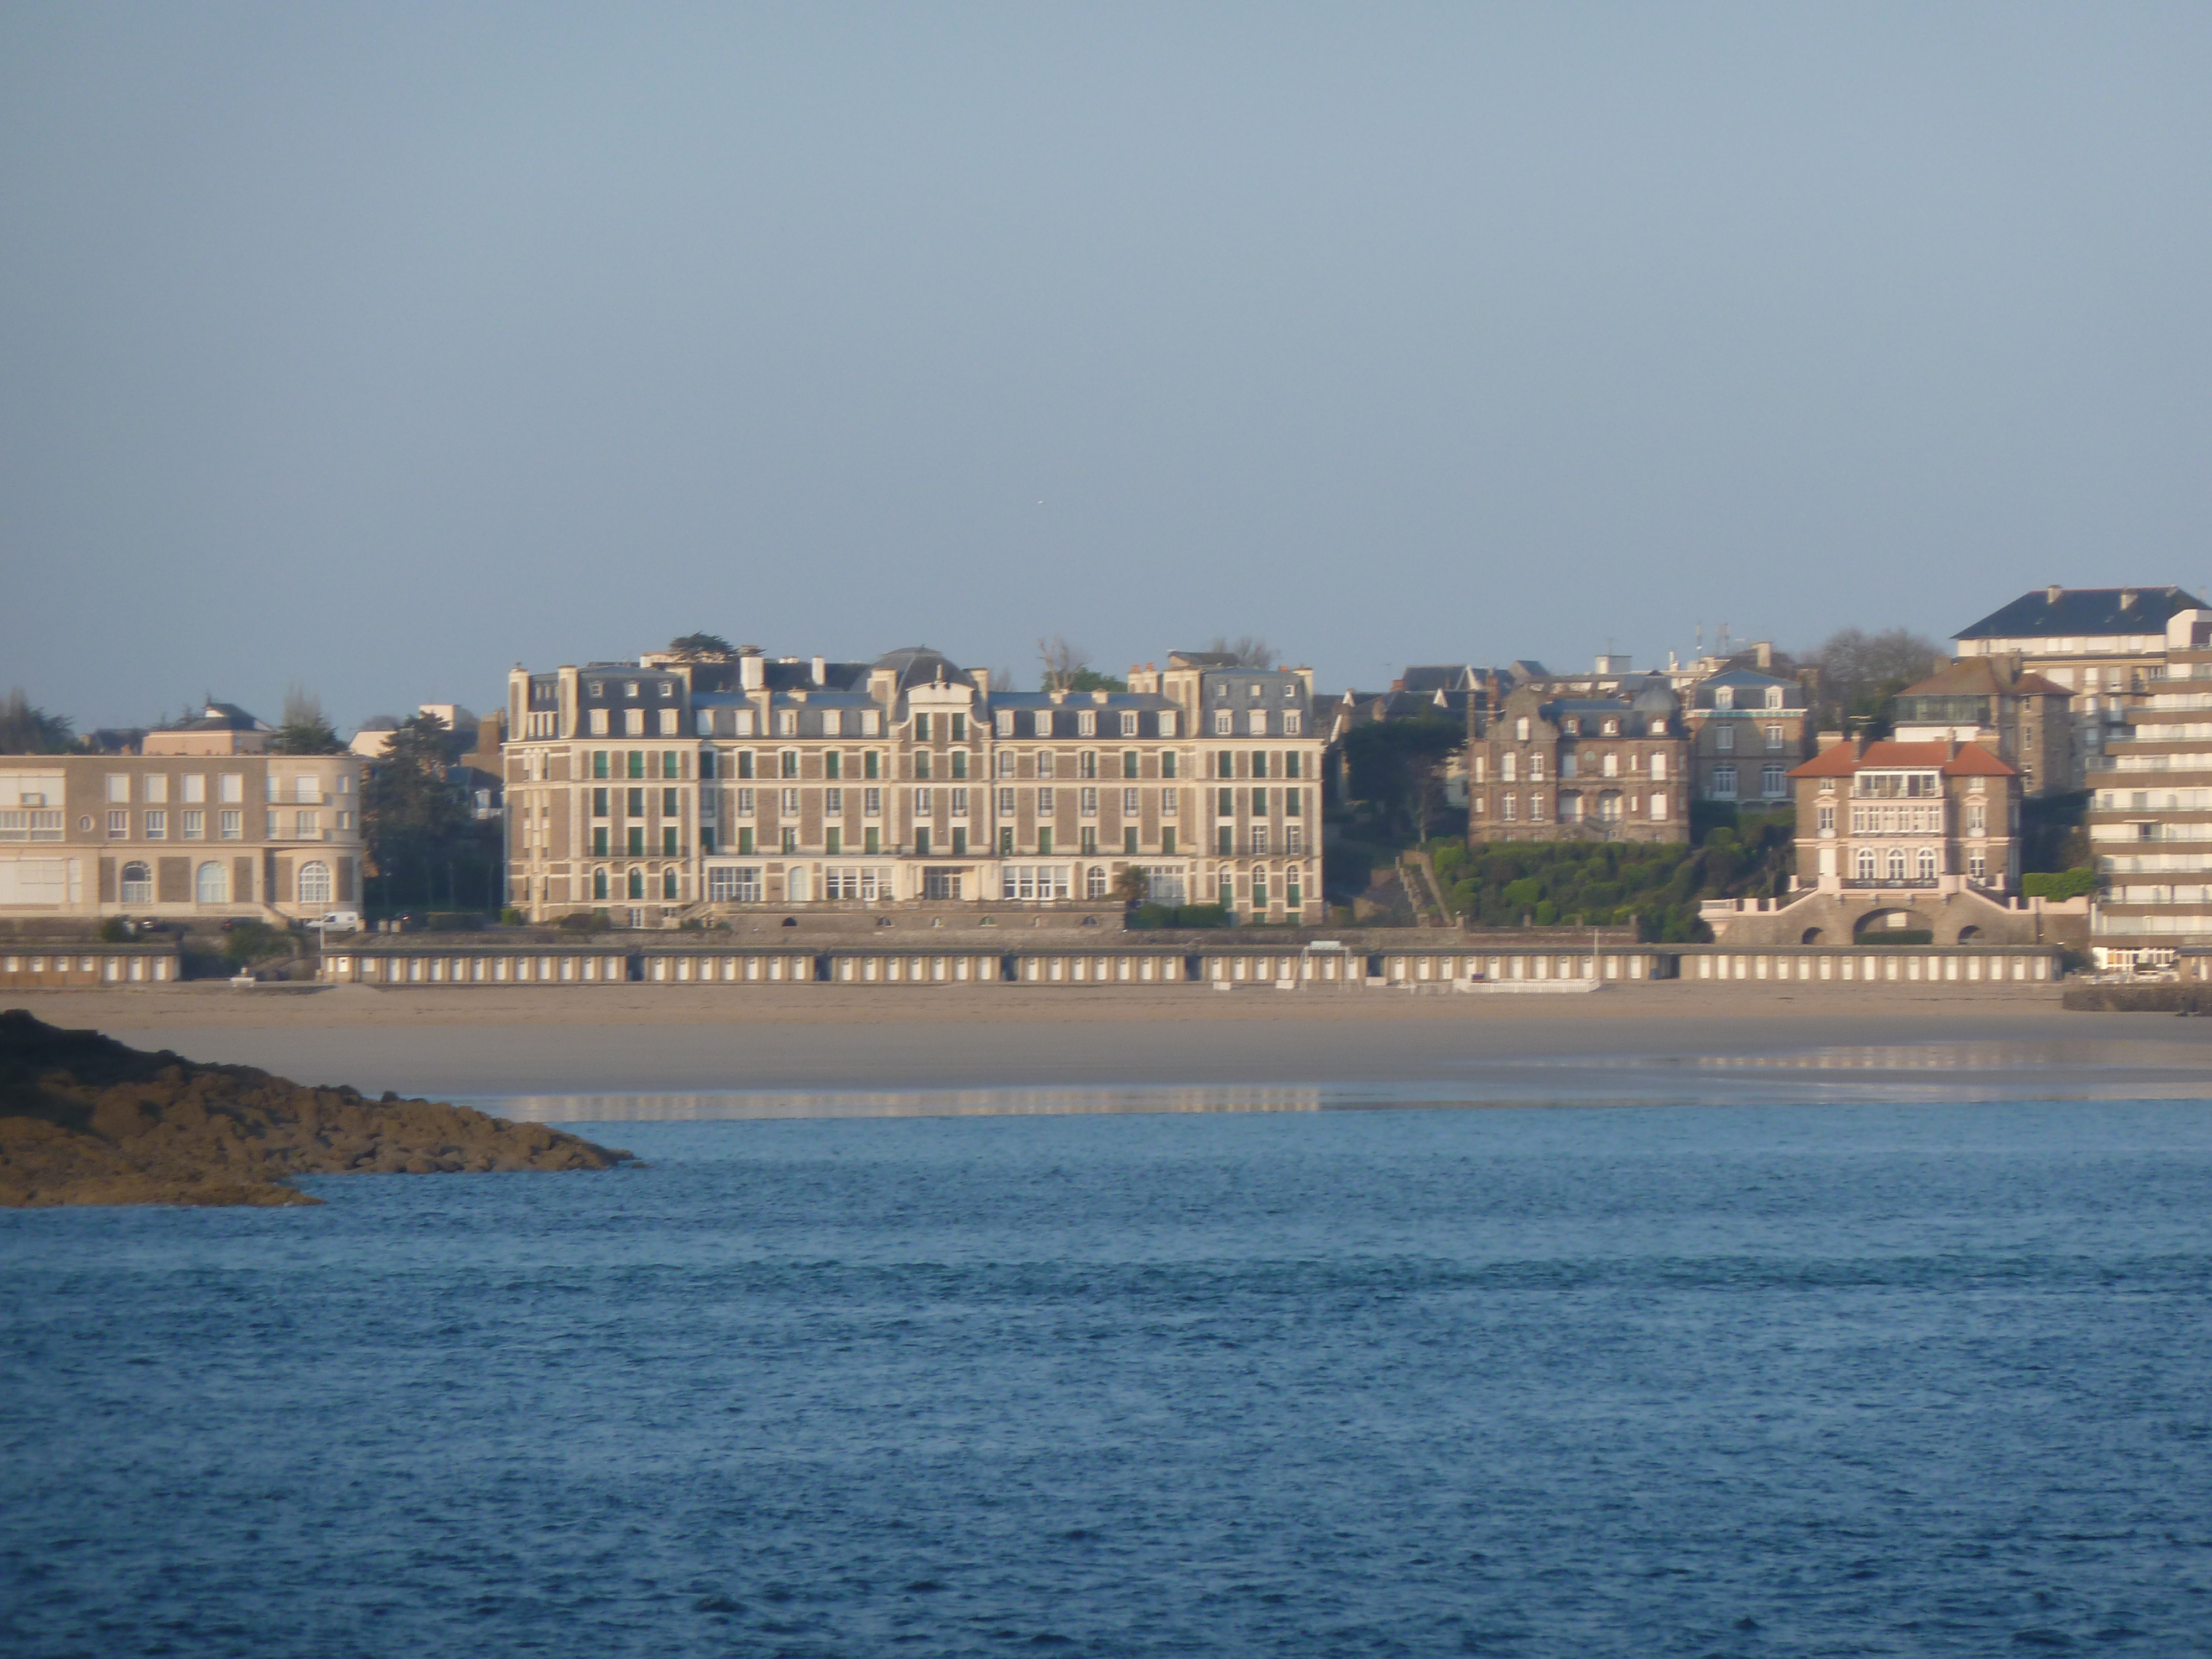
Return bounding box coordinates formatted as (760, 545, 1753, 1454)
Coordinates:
(1896, 659, 2072, 700)
(1789, 740, 2016, 779)
(1956, 586, 2206, 640)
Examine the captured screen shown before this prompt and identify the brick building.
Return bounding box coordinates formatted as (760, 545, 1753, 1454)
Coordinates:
(1465, 680, 1688, 843)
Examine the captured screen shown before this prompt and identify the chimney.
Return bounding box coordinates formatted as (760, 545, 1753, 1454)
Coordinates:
(1755, 641, 1772, 669)
(811, 655, 827, 685)
(2047, 584, 2063, 604)
(2121, 589, 2137, 611)
(739, 655, 764, 692)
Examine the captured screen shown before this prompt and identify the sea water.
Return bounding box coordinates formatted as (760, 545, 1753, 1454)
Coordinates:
(3, 1099, 2211, 1657)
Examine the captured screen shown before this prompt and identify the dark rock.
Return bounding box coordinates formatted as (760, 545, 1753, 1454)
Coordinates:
(0, 1009, 631, 1208)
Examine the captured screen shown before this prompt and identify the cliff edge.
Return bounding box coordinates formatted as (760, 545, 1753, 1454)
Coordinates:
(0, 1009, 630, 1207)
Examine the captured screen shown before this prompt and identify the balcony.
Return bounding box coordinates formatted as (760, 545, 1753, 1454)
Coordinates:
(1840, 877, 1938, 890)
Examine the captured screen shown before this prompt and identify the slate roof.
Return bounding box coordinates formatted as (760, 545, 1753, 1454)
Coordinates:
(1896, 660, 2072, 700)
(1955, 587, 2207, 640)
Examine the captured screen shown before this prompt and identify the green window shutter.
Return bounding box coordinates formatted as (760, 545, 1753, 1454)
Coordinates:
(1217, 826, 1232, 856)
(738, 751, 755, 779)
(1252, 788, 1267, 816)
(1218, 787, 1233, 816)
(826, 752, 841, 779)
(1036, 828, 1052, 855)
(952, 827, 967, 855)
(1160, 827, 1176, 855)
(1123, 752, 1138, 778)
(662, 826, 677, 855)
(593, 827, 608, 856)
(916, 827, 932, 855)
(628, 752, 644, 779)
(739, 828, 754, 855)
(593, 751, 609, 778)
(1162, 753, 1177, 779)
(865, 750, 879, 779)
(1124, 828, 1138, 854)
(952, 752, 967, 779)
(826, 827, 842, 855)
(865, 828, 880, 854)
(593, 788, 608, 816)
(1287, 789, 1301, 815)
(1287, 878, 1302, 907)
(628, 827, 644, 856)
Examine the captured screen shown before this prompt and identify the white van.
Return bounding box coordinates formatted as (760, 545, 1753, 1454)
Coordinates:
(314, 910, 363, 933)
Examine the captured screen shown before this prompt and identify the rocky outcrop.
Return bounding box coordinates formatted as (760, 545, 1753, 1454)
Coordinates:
(0, 1009, 630, 1207)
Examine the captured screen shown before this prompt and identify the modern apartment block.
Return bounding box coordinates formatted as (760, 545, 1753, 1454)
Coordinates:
(1464, 680, 1689, 843)
(2085, 639, 2212, 968)
(1684, 669, 1814, 810)
(0, 749, 363, 920)
(502, 645, 1325, 926)
(1952, 586, 2210, 786)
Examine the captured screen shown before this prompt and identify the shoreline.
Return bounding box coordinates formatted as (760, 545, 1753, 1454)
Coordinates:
(9, 984, 2211, 1109)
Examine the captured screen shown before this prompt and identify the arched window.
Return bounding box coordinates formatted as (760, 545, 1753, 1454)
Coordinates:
(1855, 847, 1876, 880)
(1886, 848, 1908, 881)
(1598, 791, 1623, 822)
(1917, 847, 1938, 880)
(195, 862, 228, 905)
(298, 862, 332, 905)
(120, 861, 153, 903)
(787, 868, 810, 902)
(626, 868, 644, 899)
(661, 868, 678, 900)
(593, 868, 609, 899)
(1086, 865, 1108, 899)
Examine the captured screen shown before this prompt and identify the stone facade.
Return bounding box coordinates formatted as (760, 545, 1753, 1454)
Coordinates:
(1788, 736, 2020, 896)
(1683, 669, 1813, 810)
(1888, 659, 2073, 799)
(503, 645, 1327, 927)
(1465, 682, 1688, 843)
(0, 752, 363, 921)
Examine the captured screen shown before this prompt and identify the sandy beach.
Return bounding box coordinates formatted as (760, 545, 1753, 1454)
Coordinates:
(8, 982, 2210, 1110)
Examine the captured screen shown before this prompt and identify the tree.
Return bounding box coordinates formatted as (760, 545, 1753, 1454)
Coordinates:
(665, 633, 734, 660)
(1807, 627, 1947, 732)
(1037, 635, 1089, 693)
(1206, 634, 1276, 668)
(270, 683, 344, 755)
(0, 689, 74, 754)
(362, 712, 488, 910)
(1342, 718, 1463, 842)
(1115, 865, 1151, 906)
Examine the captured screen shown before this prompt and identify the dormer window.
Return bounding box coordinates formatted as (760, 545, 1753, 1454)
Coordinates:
(1602, 718, 1620, 735)
(997, 711, 1015, 737)
(659, 682, 675, 698)
(1249, 684, 1262, 698)
(1648, 718, 1667, 737)
(1765, 687, 1785, 711)
(1120, 712, 1139, 737)
(1562, 717, 1579, 736)
(588, 681, 604, 697)
(1515, 717, 1530, 741)
(624, 681, 640, 698)
(1714, 687, 1734, 710)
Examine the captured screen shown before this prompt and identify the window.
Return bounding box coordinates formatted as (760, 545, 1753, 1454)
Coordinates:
(952, 713, 967, 742)
(623, 709, 644, 736)
(915, 787, 935, 818)
(107, 811, 127, 838)
(1968, 801, 1986, 834)
(826, 786, 844, 816)
(1033, 712, 1052, 737)
(1503, 794, 1517, 822)
(780, 751, 799, 779)
(658, 709, 678, 736)
(1284, 712, 1302, 736)
(1714, 687, 1734, 711)
(1650, 753, 1668, 782)
(865, 750, 880, 779)
(627, 827, 645, 857)
(1711, 766, 1737, 799)
(298, 862, 332, 905)
(1286, 823, 1302, 854)
(1602, 719, 1619, 736)
(1036, 787, 1053, 816)
(1765, 724, 1785, 750)
(1561, 718, 1579, 737)
(997, 711, 1015, 737)
(195, 861, 227, 904)
(1969, 851, 1987, 880)
(1501, 754, 1517, 782)
(1253, 826, 1269, 854)
(106, 775, 130, 803)
(1160, 712, 1178, 739)
(1037, 752, 1056, 780)
(219, 811, 241, 840)
(778, 710, 798, 737)
(662, 826, 679, 857)
(998, 787, 1016, 817)
(183, 775, 205, 804)
(950, 789, 968, 818)
(1214, 711, 1233, 735)
(951, 752, 968, 780)
(1002, 865, 1070, 901)
(1648, 794, 1667, 821)
(120, 861, 153, 902)
(1077, 711, 1096, 737)
(1602, 753, 1620, 778)
(996, 750, 1016, 777)
(1247, 711, 1267, 735)
(1530, 755, 1545, 782)
(1120, 712, 1139, 737)
(1855, 847, 1876, 880)
(1161, 789, 1177, 817)
(295, 811, 319, 838)
(1123, 787, 1139, 816)
(627, 787, 645, 817)
(1530, 793, 1546, 822)
(1080, 787, 1098, 817)
(781, 827, 799, 854)
(627, 868, 645, 900)
(1817, 804, 1835, 833)
(1160, 827, 1177, 854)
(1251, 787, 1269, 816)
(144, 811, 166, 839)
(1647, 718, 1666, 737)
(1716, 725, 1735, 752)
(220, 774, 243, 804)
(663, 752, 681, 779)
(1887, 848, 1908, 880)
(1515, 717, 1530, 741)
(1760, 765, 1785, 796)
(915, 752, 932, 780)
(1765, 687, 1786, 711)
(181, 811, 204, 839)
(628, 752, 646, 779)
(1162, 752, 1178, 779)
(662, 787, 679, 816)
(1218, 826, 1233, 855)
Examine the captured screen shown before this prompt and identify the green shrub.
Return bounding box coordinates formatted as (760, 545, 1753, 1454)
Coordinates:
(97, 917, 131, 943)
(2022, 868, 2098, 901)
(499, 907, 524, 925)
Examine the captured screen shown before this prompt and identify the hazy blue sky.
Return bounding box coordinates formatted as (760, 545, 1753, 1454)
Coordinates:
(5, 4, 2210, 731)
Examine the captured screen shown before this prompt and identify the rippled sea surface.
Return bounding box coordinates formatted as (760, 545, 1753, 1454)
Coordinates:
(6, 1100, 2212, 1658)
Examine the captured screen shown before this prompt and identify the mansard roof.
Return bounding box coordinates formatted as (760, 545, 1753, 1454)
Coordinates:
(1896, 659, 2071, 700)
(870, 646, 964, 691)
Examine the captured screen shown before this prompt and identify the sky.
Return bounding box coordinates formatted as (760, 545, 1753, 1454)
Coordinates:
(4, 4, 2210, 732)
